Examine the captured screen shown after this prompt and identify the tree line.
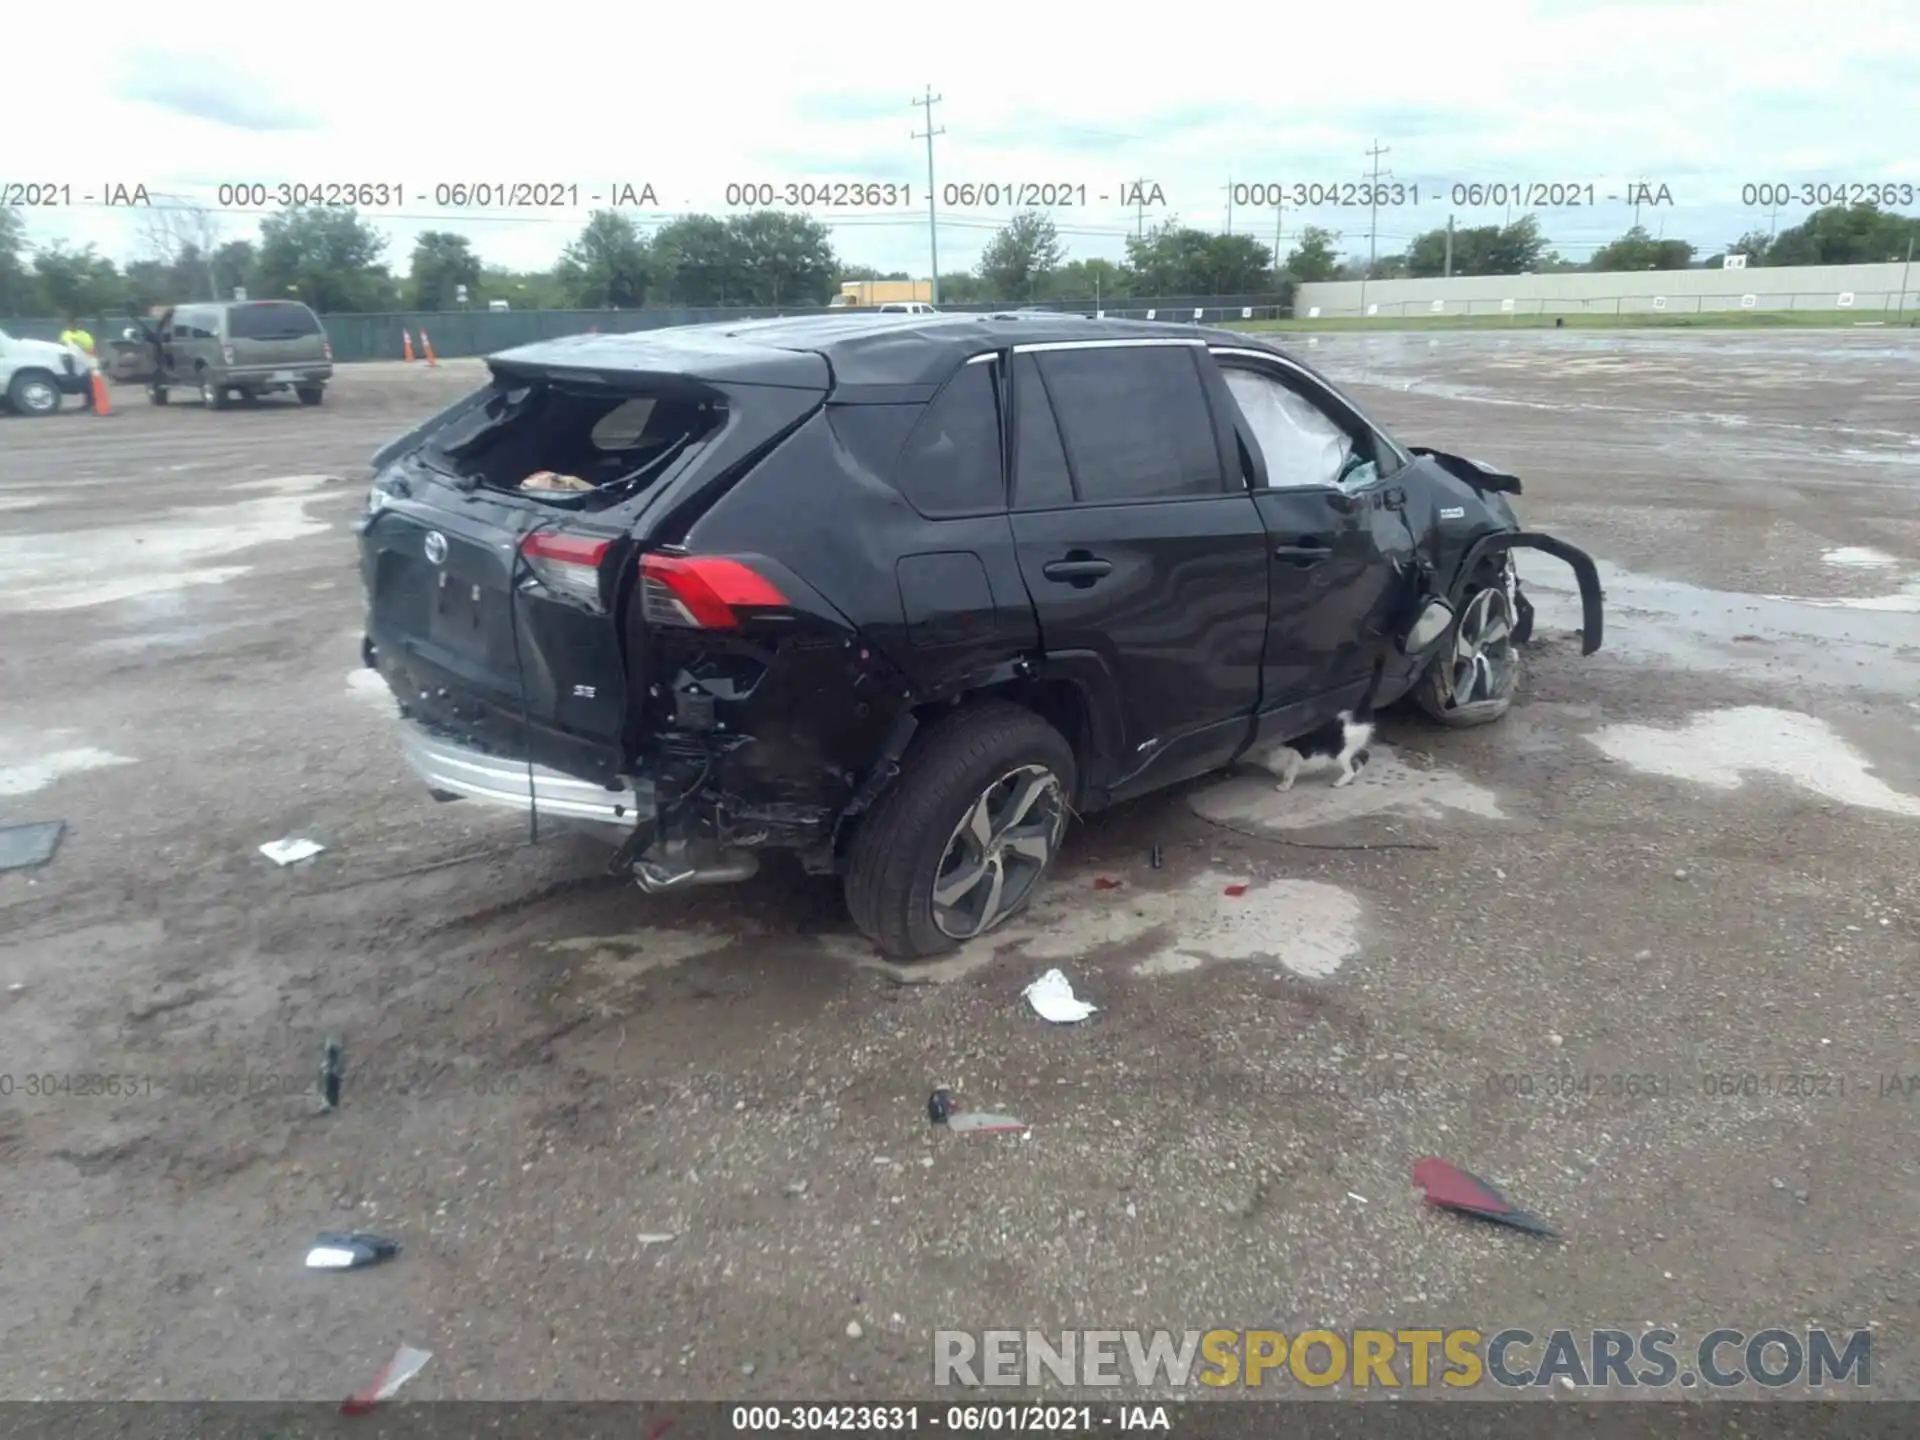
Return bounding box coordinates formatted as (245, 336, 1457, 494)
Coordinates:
(3, 199, 1914, 320)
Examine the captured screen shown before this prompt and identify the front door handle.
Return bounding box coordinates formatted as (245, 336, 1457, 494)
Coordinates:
(1273, 542, 1333, 566)
(1042, 556, 1113, 585)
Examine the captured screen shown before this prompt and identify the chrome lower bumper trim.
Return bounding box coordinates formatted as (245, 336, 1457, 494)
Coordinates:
(396, 722, 649, 836)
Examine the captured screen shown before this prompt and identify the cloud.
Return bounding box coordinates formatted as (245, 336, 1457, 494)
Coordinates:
(121, 55, 322, 131)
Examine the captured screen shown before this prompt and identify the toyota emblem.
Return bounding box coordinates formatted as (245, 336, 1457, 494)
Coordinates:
(423, 531, 448, 565)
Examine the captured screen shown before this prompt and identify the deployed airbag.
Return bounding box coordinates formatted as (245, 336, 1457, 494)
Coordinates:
(1225, 369, 1352, 488)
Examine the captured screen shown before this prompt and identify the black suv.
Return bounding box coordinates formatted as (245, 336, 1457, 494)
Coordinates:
(357, 314, 1603, 958)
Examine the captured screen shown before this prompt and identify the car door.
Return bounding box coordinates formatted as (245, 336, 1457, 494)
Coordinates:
(1007, 339, 1268, 802)
(1204, 348, 1417, 746)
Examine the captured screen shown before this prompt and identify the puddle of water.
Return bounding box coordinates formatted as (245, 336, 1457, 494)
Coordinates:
(1190, 744, 1504, 832)
(1821, 548, 1899, 569)
(1522, 555, 1920, 695)
(1019, 869, 1362, 979)
(0, 476, 336, 613)
(0, 494, 56, 513)
(0, 731, 137, 797)
(1586, 707, 1920, 819)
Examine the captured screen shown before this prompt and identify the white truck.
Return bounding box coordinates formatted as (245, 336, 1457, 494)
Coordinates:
(0, 326, 94, 416)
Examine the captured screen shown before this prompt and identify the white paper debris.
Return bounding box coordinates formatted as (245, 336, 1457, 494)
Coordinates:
(635, 1232, 677, 1245)
(260, 837, 325, 866)
(1024, 968, 1097, 1023)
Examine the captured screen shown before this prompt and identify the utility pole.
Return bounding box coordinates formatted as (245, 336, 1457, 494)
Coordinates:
(1900, 233, 1915, 320)
(911, 87, 944, 304)
(1444, 214, 1454, 279)
(1225, 177, 1233, 237)
(1360, 139, 1391, 318)
(1272, 198, 1284, 287)
(1134, 179, 1151, 239)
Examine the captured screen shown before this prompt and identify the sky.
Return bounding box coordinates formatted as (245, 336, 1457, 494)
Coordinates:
(14, 0, 1919, 285)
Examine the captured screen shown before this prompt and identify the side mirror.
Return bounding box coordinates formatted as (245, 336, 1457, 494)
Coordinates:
(1401, 596, 1455, 655)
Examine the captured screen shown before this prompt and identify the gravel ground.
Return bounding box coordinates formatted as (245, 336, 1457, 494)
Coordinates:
(1, 333, 1916, 1408)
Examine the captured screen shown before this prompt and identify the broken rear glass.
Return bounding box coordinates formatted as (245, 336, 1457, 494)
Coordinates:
(422, 379, 723, 505)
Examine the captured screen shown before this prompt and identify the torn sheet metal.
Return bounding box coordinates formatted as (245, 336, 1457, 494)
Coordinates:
(946, 1110, 1029, 1135)
(0, 821, 64, 872)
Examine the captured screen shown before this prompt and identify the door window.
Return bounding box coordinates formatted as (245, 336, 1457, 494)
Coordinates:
(1220, 366, 1396, 491)
(1010, 354, 1075, 510)
(1034, 345, 1223, 503)
(894, 359, 1006, 516)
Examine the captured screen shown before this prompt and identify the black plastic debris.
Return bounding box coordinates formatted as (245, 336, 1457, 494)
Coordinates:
(307, 1231, 400, 1270)
(928, 1087, 952, 1125)
(0, 821, 64, 873)
(321, 1037, 345, 1110)
(1150, 844, 1164, 870)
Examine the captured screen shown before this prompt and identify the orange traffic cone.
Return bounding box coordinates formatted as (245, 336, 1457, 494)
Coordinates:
(89, 368, 113, 416)
(420, 329, 438, 367)
(402, 329, 415, 363)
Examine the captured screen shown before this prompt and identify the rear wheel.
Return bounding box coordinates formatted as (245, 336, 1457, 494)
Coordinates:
(149, 384, 169, 406)
(199, 373, 229, 410)
(296, 385, 324, 406)
(844, 701, 1075, 960)
(1414, 574, 1520, 727)
(7, 370, 60, 416)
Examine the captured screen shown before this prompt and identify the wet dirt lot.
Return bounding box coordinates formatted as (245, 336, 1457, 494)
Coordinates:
(2, 332, 1917, 1405)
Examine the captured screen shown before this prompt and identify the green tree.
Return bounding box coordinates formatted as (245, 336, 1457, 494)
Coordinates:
(1404, 215, 1547, 278)
(213, 240, 257, 298)
(255, 206, 391, 311)
(1725, 230, 1773, 265)
(1047, 257, 1128, 302)
(556, 210, 652, 307)
(31, 243, 126, 316)
(1589, 224, 1696, 271)
(722, 211, 837, 306)
(1199, 233, 1277, 292)
(0, 207, 38, 315)
(1765, 203, 1920, 266)
(409, 231, 483, 311)
(482, 265, 569, 310)
(1282, 226, 1341, 283)
(1484, 215, 1550, 274)
(650, 215, 740, 304)
(976, 210, 1066, 300)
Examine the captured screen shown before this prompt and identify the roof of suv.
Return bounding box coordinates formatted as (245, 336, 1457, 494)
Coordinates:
(490, 312, 1291, 393)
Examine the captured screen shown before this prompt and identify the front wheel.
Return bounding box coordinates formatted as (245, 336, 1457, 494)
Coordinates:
(1413, 578, 1520, 727)
(149, 384, 169, 406)
(7, 370, 61, 417)
(844, 702, 1075, 960)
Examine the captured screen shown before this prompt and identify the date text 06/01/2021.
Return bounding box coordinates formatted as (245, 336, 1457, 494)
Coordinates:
(726, 1403, 1172, 1432)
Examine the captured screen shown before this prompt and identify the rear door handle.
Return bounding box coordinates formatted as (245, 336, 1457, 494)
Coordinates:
(1042, 557, 1113, 583)
(1273, 542, 1333, 565)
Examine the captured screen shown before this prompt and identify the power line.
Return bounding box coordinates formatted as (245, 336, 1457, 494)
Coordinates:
(911, 87, 945, 301)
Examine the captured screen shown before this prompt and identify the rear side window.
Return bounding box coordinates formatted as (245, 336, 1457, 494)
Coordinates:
(1011, 355, 1074, 510)
(227, 302, 322, 339)
(894, 360, 1005, 517)
(1035, 345, 1223, 503)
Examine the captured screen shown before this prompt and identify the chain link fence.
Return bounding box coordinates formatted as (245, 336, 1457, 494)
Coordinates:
(1297, 290, 1918, 320)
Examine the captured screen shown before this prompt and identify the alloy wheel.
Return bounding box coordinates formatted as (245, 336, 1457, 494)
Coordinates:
(1437, 586, 1518, 711)
(930, 764, 1066, 940)
(17, 378, 57, 414)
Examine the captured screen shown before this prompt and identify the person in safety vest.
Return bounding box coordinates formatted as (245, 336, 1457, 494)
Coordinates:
(58, 317, 99, 409)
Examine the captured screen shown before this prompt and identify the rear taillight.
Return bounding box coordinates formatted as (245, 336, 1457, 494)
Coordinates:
(322, 340, 333, 361)
(521, 532, 612, 610)
(639, 554, 787, 629)
(221, 343, 235, 365)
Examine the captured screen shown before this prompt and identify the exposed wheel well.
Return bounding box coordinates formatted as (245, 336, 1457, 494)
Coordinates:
(914, 678, 1092, 802)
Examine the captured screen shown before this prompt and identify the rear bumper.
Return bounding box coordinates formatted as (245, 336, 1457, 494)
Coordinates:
(396, 720, 652, 839)
(225, 365, 333, 386)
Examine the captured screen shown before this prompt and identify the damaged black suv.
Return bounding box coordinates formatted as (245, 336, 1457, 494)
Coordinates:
(357, 314, 1603, 959)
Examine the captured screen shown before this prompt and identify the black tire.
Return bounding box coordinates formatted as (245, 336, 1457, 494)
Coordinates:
(7, 369, 61, 417)
(844, 701, 1076, 961)
(296, 385, 324, 406)
(1413, 572, 1520, 728)
(149, 385, 169, 406)
(199, 373, 229, 410)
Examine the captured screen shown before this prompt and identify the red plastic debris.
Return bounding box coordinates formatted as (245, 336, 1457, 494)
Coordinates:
(341, 1344, 432, 1414)
(1223, 883, 1249, 897)
(1413, 1157, 1559, 1237)
(1092, 877, 1122, 890)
